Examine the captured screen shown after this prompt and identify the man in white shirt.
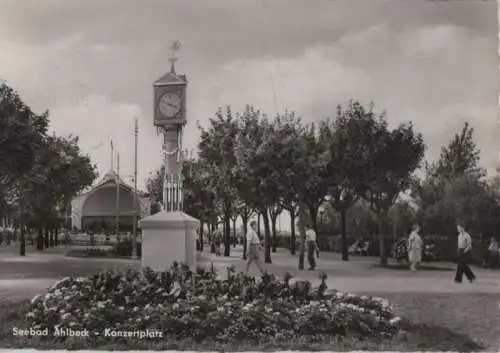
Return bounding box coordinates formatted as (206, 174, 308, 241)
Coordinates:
(305, 224, 319, 270)
(454, 222, 476, 283)
(245, 220, 265, 275)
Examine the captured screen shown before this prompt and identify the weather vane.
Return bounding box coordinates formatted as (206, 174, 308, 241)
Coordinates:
(168, 40, 181, 74)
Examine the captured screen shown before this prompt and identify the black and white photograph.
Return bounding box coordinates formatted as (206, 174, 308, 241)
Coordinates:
(0, 0, 498, 351)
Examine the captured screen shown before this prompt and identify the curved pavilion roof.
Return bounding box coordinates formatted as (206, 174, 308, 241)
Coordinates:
(79, 170, 148, 198)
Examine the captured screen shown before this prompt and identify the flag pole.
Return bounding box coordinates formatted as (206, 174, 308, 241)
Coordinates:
(110, 139, 114, 171)
(116, 152, 120, 237)
(132, 118, 138, 259)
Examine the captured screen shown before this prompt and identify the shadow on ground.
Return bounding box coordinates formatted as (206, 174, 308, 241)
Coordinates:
(371, 264, 455, 272)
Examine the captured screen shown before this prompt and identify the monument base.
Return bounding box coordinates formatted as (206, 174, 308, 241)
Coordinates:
(138, 211, 199, 271)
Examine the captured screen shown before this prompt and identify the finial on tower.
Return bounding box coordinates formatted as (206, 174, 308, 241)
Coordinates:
(168, 40, 181, 74)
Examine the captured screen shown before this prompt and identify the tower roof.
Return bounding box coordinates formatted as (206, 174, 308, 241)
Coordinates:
(153, 71, 187, 87)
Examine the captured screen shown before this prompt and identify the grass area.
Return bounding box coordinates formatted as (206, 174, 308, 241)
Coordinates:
(0, 300, 484, 351)
(364, 292, 499, 351)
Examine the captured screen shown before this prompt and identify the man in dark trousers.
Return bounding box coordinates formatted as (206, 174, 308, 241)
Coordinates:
(305, 224, 319, 270)
(454, 221, 476, 283)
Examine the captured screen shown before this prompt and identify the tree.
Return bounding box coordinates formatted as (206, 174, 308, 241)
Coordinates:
(198, 107, 240, 257)
(271, 112, 304, 255)
(414, 123, 492, 241)
(0, 83, 49, 190)
(23, 134, 97, 251)
(274, 119, 330, 270)
(320, 103, 378, 261)
(234, 106, 278, 263)
(358, 102, 425, 266)
(422, 173, 500, 239)
(0, 83, 50, 255)
(295, 123, 330, 239)
(435, 122, 483, 178)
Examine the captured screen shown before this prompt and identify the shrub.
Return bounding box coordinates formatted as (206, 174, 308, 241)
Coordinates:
(22, 264, 403, 345)
(85, 248, 108, 258)
(273, 235, 290, 249)
(112, 239, 142, 258)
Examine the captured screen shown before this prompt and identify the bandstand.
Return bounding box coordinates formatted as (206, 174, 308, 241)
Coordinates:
(71, 170, 150, 232)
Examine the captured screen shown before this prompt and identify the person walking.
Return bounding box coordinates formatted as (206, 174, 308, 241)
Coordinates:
(245, 220, 266, 275)
(487, 237, 499, 268)
(305, 224, 319, 270)
(213, 227, 222, 256)
(407, 224, 423, 272)
(454, 222, 476, 283)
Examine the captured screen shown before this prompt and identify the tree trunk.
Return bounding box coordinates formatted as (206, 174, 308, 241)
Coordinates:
(224, 211, 231, 257)
(242, 217, 249, 260)
(37, 227, 44, 250)
(378, 213, 388, 266)
(44, 227, 49, 248)
(298, 203, 307, 270)
(209, 219, 216, 253)
(232, 218, 237, 248)
(309, 207, 320, 241)
(199, 222, 204, 252)
(290, 210, 296, 255)
(270, 210, 278, 253)
(340, 208, 349, 261)
(19, 196, 26, 256)
(49, 229, 54, 247)
(257, 213, 261, 239)
(55, 228, 59, 247)
(262, 210, 272, 264)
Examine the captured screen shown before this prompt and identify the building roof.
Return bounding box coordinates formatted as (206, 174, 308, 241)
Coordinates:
(80, 170, 148, 198)
(153, 71, 187, 87)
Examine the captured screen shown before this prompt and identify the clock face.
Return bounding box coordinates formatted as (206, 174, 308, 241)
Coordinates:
(158, 92, 182, 118)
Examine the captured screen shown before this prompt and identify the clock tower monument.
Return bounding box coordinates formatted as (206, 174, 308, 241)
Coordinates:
(139, 41, 199, 271)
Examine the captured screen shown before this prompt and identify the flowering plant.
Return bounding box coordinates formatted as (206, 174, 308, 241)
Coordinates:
(26, 263, 403, 343)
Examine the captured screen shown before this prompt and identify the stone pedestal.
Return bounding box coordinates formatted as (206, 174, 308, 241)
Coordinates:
(139, 211, 199, 271)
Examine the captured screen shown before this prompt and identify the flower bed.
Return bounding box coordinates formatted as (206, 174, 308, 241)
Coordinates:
(23, 264, 403, 346)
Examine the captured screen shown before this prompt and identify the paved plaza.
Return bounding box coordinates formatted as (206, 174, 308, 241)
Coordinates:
(0, 244, 498, 349)
(0, 245, 498, 301)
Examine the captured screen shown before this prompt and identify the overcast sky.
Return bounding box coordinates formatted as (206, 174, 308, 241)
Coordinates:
(0, 0, 497, 194)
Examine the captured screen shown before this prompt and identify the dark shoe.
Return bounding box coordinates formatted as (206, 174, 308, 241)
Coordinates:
(468, 278, 476, 283)
(454, 279, 462, 283)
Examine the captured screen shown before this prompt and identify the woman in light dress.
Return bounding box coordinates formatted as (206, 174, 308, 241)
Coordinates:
(408, 224, 423, 272)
